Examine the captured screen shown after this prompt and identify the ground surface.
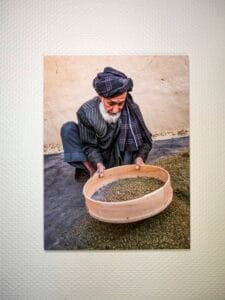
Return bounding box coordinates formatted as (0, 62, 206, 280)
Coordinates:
(44, 136, 189, 250)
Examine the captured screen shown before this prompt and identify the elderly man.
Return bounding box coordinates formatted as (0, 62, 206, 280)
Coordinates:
(61, 67, 152, 181)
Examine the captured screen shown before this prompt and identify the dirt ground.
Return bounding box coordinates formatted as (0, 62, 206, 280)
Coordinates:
(44, 56, 189, 153)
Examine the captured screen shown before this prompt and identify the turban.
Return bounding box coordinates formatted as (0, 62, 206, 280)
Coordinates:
(93, 67, 133, 98)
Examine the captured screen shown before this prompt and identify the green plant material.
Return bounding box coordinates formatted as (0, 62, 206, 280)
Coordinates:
(92, 177, 164, 202)
(65, 148, 190, 250)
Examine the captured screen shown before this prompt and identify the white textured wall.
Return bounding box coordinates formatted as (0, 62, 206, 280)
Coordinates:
(1, 1, 225, 299)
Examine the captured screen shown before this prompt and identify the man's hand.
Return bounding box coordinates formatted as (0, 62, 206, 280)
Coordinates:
(96, 162, 105, 177)
(134, 156, 144, 169)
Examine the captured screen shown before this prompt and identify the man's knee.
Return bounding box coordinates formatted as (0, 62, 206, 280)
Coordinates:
(60, 121, 78, 138)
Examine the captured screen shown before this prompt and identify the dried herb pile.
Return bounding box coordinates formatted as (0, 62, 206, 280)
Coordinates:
(92, 177, 164, 202)
(65, 148, 190, 250)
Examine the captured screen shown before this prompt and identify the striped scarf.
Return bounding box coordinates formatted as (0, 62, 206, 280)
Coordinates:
(119, 93, 152, 152)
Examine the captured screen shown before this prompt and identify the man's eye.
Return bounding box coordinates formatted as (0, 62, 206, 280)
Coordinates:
(108, 102, 124, 106)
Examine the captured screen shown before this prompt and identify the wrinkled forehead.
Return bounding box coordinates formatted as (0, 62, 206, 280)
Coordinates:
(103, 92, 127, 103)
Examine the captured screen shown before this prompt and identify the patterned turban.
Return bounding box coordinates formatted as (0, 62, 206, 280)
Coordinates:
(93, 67, 133, 98)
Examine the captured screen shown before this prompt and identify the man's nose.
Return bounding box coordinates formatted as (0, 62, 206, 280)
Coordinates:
(112, 105, 120, 113)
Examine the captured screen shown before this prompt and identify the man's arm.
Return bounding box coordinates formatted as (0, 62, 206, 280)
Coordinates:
(130, 100, 152, 163)
(77, 110, 106, 176)
(136, 139, 152, 161)
(134, 136, 152, 169)
(77, 111, 103, 165)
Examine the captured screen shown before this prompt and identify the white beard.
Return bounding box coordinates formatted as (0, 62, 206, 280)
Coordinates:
(99, 102, 121, 124)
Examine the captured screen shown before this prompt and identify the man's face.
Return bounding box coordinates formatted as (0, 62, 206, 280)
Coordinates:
(100, 92, 127, 115)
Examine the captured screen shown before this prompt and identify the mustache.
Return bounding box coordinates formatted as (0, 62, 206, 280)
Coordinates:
(109, 112, 119, 115)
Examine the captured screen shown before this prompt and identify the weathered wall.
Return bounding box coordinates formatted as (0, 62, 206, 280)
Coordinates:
(44, 56, 189, 152)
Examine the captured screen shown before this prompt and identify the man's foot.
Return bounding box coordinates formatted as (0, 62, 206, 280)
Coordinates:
(74, 168, 90, 182)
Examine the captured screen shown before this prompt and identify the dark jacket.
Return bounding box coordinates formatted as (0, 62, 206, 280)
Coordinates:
(77, 96, 152, 168)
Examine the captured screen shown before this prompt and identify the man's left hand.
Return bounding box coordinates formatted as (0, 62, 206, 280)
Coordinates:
(134, 156, 144, 169)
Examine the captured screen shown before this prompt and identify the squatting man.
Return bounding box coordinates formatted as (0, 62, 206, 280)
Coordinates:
(61, 67, 152, 181)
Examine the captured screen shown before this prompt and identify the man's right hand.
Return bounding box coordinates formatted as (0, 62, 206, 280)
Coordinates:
(96, 162, 105, 177)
